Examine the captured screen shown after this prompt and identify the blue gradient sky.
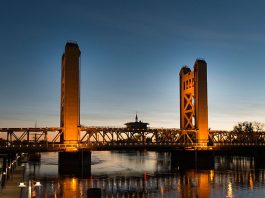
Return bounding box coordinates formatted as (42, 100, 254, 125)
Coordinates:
(0, 0, 265, 130)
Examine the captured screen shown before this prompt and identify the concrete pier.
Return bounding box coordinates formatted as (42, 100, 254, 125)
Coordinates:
(58, 150, 91, 178)
(0, 165, 25, 198)
(1, 155, 7, 188)
(0, 154, 24, 198)
(171, 150, 214, 171)
(0, 153, 18, 188)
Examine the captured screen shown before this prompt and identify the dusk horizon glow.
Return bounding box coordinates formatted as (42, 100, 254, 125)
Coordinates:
(1, 1, 265, 130)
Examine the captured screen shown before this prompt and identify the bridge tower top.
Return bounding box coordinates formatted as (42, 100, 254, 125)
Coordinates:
(60, 42, 81, 144)
(179, 59, 208, 144)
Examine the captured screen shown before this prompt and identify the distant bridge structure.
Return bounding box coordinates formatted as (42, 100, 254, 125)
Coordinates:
(0, 43, 213, 150)
(1, 127, 265, 152)
(57, 43, 210, 147)
(1, 42, 265, 178)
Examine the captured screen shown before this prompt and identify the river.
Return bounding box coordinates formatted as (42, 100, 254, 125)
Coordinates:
(20, 151, 265, 197)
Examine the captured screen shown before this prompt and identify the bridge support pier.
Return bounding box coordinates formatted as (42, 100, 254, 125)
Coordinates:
(1, 156, 7, 188)
(58, 150, 91, 178)
(171, 150, 214, 171)
(1, 153, 16, 188)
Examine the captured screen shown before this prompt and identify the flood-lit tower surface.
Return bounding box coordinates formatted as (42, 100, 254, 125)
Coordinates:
(60, 42, 81, 144)
(179, 59, 208, 144)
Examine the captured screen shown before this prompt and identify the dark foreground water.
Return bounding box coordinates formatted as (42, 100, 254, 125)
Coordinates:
(21, 151, 265, 198)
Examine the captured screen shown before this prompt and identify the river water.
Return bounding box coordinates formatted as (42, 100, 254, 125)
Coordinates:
(21, 151, 265, 198)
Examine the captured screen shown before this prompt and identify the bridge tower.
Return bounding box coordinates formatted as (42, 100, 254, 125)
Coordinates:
(60, 42, 81, 144)
(179, 59, 208, 144)
(59, 42, 91, 178)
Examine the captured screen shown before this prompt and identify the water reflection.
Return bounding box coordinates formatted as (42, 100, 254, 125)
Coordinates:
(60, 178, 80, 198)
(227, 180, 233, 198)
(23, 152, 265, 198)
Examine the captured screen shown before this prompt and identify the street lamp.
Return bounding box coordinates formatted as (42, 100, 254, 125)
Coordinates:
(18, 182, 26, 188)
(18, 180, 42, 198)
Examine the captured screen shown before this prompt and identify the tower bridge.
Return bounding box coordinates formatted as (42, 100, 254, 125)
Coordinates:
(1, 42, 265, 177)
(0, 43, 211, 148)
(1, 127, 265, 152)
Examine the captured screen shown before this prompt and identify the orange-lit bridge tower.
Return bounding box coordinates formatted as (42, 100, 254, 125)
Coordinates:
(60, 42, 80, 144)
(59, 42, 90, 178)
(179, 59, 208, 145)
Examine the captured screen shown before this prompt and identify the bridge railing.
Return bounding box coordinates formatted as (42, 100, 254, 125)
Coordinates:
(3, 141, 265, 152)
(0, 141, 202, 151)
(213, 142, 265, 146)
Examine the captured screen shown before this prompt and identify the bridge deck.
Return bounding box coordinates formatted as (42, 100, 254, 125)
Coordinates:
(1, 127, 265, 153)
(1, 142, 265, 153)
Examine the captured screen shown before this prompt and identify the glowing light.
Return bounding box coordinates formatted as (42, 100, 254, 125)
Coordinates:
(226, 180, 233, 198)
(31, 190, 37, 197)
(34, 181, 42, 187)
(18, 182, 26, 188)
(210, 170, 214, 182)
(71, 178, 77, 190)
(65, 147, 78, 152)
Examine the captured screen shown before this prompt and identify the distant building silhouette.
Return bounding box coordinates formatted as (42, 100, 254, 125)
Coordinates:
(125, 114, 149, 130)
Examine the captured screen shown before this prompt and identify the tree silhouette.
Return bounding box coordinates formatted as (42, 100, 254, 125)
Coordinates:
(233, 121, 264, 133)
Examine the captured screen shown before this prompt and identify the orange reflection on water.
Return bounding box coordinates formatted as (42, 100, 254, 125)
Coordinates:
(249, 173, 254, 190)
(160, 185, 164, 194)
(179, 170, 211, 198)
(197, 172, 210, 198)
(210, 170, 214, 182)
(61, 178, 79, 198)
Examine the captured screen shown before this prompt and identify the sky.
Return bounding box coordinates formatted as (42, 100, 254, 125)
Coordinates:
(0, 0, 265, 130)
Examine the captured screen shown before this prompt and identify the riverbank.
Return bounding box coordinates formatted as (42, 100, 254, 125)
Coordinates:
(0, 165, 25, 198)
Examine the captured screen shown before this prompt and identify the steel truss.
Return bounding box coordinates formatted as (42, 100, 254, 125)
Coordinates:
(0, 128, 61, 143)
(1, 127, 265, 149)
(80, 128, 196, 144)
(209, 131, 265, 145)
(0, 127, 196, 144)
(183, 93, 194, 129)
